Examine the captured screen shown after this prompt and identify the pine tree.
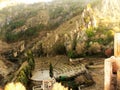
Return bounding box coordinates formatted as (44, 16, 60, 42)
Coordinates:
(49, 63, 53, 78)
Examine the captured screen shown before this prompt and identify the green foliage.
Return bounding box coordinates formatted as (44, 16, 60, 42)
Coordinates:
(15, 50, 35, 86)
(86, 26, 113, 45)
(20, 24, 45, 39)
(27, 50, 35, 70)
(5, 24, 45, 43)
(59, 76, 68, 81)
(23, 25, 41, 36)
(105, 30, 114, 43)
(28, 58, 35, 70)
(67, 50, 78, 58)
(85, 26, 114, 57)
(16, 69, 29, 86)
(86, 28, 95, 38)
(96, 38, 104, 44)
(49, 63, 53, 78)
(2, 0, 86, 41)
(10, 20, 25, 30)
(56, 76, 78, 90)
(23, 65, 32, 78)
(25, 66, 32, 78)
(53, 42, 66, 55)
(96, 28, 113, 45)
(5, 32, 19, 42)
(47, 1, 84, 29)
(24, 27, 37, 37)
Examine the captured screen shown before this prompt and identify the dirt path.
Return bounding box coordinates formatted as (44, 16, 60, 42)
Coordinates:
(82, 58, 104, 90)
(82, 68, 104, 90)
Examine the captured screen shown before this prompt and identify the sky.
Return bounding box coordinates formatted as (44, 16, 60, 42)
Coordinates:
(0, 0, 53, 10)
(16, 0, 53, 4)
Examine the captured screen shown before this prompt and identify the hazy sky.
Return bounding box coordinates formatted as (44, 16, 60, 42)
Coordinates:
(17, 0, 53, 4)
(0, 0, 53, 10)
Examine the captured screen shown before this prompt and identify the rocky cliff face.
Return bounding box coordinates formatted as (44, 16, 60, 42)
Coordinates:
(31, 3, 113, 58)
(35, 4, 100, 57)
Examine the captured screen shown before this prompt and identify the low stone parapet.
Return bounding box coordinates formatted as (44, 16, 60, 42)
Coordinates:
(104, 56, 120, 90)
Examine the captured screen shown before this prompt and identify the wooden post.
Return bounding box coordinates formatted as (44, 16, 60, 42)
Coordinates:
(104, 60, 112, 90)
(114, 33, 120, 57)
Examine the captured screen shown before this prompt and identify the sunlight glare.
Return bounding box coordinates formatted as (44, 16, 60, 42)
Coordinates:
(0, 1, 8, 9)
(97, 0, 120, 22)
(0, 0, 53, 10)
(16, 0, 53, 4)
(4, 82, 26, 90)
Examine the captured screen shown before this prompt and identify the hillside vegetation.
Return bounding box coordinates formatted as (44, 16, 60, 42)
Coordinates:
(0, 0, 114, 58)
(0, 0, 101, 40)
(0, 0, 114, 88)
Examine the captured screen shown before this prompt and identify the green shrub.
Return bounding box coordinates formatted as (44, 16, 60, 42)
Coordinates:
(67, 50, 78, 58)
(24, 28, 37, 37)
(23, 66, 31, 78)
(28, 58, 35, 70)
(5, 24, 45, 43)
(105, 30, 114, 43)
(49, 63, 53, 78)
(96, 38, 104, 44)
(16, 69, 28, 86)
(86, 28, 95, 38)
(26, 50, 35, 70)
(15, 51, 35, 86)
(10, 20, 25, 30)
(5, 32, 19, 43)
